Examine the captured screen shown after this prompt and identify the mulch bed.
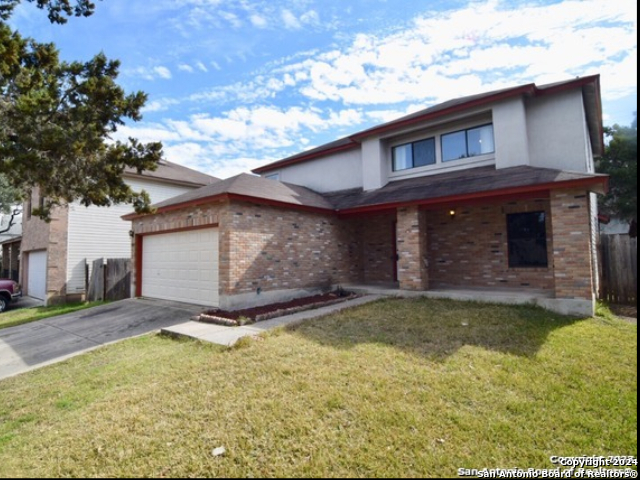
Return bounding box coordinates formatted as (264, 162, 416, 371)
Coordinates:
(199, 290, 358, 326)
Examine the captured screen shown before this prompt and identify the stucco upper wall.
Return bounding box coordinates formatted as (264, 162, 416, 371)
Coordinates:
(493, 97, 529, 169)
(260, 85, 594, 193)
(262, 148, 362, 193)
(526, 90, 591, 172)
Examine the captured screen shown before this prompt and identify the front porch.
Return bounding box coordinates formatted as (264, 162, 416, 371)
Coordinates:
(342, 283, 592, 315)
(343, 186, 598, 317)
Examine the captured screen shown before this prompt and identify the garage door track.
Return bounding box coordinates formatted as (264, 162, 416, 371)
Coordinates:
(0, 298, 205, 381)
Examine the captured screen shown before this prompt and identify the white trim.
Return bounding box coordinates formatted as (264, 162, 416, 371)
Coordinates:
(389, 157, 495, 181)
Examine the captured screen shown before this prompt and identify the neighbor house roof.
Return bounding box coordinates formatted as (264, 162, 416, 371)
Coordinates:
(124, 159, 220, 187)
(253, 75, 603, 174)
(123, 166, 608, 221)
(323, 166, 608, 214)
(122, 173, 334, 219)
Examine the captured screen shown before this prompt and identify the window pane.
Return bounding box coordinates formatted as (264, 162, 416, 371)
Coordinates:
(507, 212, 548, 267)
(393, 144, 413, 171)
(467, 124, 494, 156)
(413, 138, 436, 167)
(442, 130, 467, 162)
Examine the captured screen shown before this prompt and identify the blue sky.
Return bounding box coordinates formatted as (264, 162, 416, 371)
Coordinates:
(9, 0, 638, 179)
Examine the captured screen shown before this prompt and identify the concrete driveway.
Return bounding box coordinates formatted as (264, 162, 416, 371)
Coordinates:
(0, 298, 205, 381)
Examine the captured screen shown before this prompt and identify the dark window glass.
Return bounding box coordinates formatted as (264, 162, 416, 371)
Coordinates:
(392, 137, 435, 171)
(413, 138, 436, 167)
(507, 211, 548, 268)
(442, 124, 494, 161)
(442, 130, 467, 161)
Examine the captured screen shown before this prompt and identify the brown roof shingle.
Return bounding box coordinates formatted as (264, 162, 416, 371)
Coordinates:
(324, 165, 607, 212)
(150, 173, 335, 211)
(126, 166, 606, 220)
(124, 159, 220, 187)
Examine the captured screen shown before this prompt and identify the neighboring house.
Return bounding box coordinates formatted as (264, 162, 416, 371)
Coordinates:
(1, 208, 22, 281)
(20, 160, 219, 304)
(123, 75, 607, 316)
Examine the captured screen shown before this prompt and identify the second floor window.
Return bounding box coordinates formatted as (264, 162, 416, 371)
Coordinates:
(442, 124, 494, 162)
(392, 137, 436, 171)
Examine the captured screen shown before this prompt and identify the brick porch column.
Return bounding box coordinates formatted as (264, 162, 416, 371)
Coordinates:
(396, 206, 428, 290)
(550, 188, 595, 310)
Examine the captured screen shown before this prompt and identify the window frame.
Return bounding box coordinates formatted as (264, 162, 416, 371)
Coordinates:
(506, 211, 549, 268)
(441, 123, 494, 162)
(391, 137, 436, 172)
(388, 119, 496, 178)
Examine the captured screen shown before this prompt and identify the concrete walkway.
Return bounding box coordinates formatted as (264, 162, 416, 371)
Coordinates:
(161, 295, 382, 346)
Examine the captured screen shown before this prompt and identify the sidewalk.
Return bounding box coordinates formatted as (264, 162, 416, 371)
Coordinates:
(161, 295, 382, 346)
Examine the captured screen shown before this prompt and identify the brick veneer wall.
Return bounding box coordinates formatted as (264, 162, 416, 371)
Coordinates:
(550, 188, 594, 300)
(46, 206, 69, 304)
(425, 197, 555, 291)
(221, 201, 359, 295)
(20, 188, 70, 304)
(351, 212, 396, 284)
(397, 206, 428, 290)
(130, 200, 359, 302)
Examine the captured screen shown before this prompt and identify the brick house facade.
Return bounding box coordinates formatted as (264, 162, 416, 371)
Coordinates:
(124, 76, 607, 316)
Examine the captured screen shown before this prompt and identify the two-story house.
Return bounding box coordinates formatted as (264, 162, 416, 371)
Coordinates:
(123, 75, 607, 316)
(21, 160, 219, 304)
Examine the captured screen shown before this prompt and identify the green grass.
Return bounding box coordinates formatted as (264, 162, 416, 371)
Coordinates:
(0, 302, 107, 330)
(0, 298, 636, 477)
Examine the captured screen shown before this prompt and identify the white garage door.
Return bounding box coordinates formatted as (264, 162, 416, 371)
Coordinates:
(28, 250, 47, 300)
(142, 228, 219, 307)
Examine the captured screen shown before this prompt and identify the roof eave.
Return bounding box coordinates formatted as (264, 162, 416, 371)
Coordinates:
(336, 175, 608, 215)
(123, 171, 213, 188)
(121, 192, 335, 221)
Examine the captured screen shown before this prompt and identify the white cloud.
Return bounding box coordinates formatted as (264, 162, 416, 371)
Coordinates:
(250, 14, 268, 28)
(281, 9, 301, 30)
(300, 10, 320, 26)
(118, 102, 369, 179)
(270, 0, 638, 106)
(153, 66, 172, 79)
(178, 64, 194, 73)
(128, 65, 174, 81)
(123, 0, 636, 180)
(195, 61, 208, 72)
(142, 98, 181, 113)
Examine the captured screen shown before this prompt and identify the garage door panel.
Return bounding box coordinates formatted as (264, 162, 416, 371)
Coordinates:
(142, 228, 219, 307)
(28, 250, 47, 300)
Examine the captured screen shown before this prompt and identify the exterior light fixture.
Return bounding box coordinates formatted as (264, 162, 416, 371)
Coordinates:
(449, 209, 456, 219)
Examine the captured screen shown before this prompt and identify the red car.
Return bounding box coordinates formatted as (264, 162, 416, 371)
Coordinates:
(0, 278, 22, 312)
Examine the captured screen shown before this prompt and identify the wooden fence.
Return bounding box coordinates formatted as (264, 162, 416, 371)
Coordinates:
(86, 258, 132, 302)
(599, 234, 637, 305)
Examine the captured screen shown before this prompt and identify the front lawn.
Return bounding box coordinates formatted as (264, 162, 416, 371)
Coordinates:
(0, 298, 636, 477)
(0, 301, 107, 330)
